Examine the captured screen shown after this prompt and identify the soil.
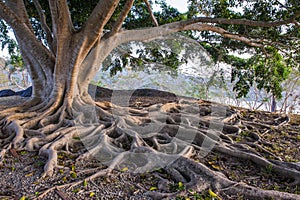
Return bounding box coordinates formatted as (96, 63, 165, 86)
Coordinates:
(0, 86, 299, 200)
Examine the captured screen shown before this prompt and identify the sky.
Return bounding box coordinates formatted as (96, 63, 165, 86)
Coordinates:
(0, 1, 189, 58)
(165, 0, 189, 13)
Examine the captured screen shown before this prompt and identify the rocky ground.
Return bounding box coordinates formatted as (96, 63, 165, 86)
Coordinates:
(0, 87, 299, 200)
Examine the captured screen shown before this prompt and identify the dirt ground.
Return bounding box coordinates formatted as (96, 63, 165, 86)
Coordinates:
(0, 87, 299, 200)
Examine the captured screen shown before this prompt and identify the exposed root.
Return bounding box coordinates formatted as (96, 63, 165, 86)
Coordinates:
(35, 168, 112, 199)
(0, 95, 299, 199)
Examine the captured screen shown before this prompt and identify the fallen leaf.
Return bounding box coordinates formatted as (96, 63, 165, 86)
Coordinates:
(209, 188, 222, 199)
(25, 172, 34, 177)
(149, 187, 157, 191)
(89, 192, 95, 197)
(121, 167, 129, 172)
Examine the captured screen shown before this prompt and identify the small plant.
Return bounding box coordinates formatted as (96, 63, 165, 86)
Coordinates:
(240, 131, 250, 137)
(178, 182, 185, 191)
(72, 188, 80, 193)
(62, 176, 67, 182)
(20, 151, 27, 155)
(235, 136, 242, 142)
(70, 171, 77, 178)
(170, 181, 186, 192)
(265, 164, 273, 174)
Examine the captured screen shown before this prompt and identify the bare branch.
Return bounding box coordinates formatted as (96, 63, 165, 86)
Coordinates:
(109, 0, 135, 36)
(144, 0, 158, 27)
(33, 0, 54, 53)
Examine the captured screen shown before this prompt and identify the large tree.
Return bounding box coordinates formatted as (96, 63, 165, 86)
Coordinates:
(0, 0, 300, 199)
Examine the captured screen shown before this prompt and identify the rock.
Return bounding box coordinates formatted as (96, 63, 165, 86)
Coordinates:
(15, 86, 32, 97)
(0, 89, 16, 97)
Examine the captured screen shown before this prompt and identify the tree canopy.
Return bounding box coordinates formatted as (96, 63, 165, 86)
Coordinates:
(1, 0, 299, 99)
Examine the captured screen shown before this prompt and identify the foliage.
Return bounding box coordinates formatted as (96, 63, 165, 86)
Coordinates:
(187, 0, 299, 99)
(0, 21, 23, 70)
(230, 46, 292, 98)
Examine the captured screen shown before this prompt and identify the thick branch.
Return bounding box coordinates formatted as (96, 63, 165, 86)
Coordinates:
(48, 0, 74, 38)
(78, 0, 120, 53)
(114, 14, 299, 45)
(0, 2, 55, 67)
(83, 0, 120, 35)
(109, 0, 135, 36)
(5, 0, 33, 32)
(33, 0, 54, 53)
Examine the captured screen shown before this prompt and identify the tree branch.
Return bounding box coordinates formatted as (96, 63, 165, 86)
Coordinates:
(185, 24, 263, 47)
(109, 0, 135, 36)
(74, 0, 121, 63)
(144, 0, 158, 27)
(81, 7, 299, 85)
(33, 0, 54, 53)
(0, 2, 55, 68)
(48, 0, 74, 38)
(194, 14, 300, 27)
(114, 14, 299, 46)
(82, 0, 120, 40)
(5, 0, 34, 33)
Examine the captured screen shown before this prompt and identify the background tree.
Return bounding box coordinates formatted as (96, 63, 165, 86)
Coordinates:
(0, 0, 300, 199)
